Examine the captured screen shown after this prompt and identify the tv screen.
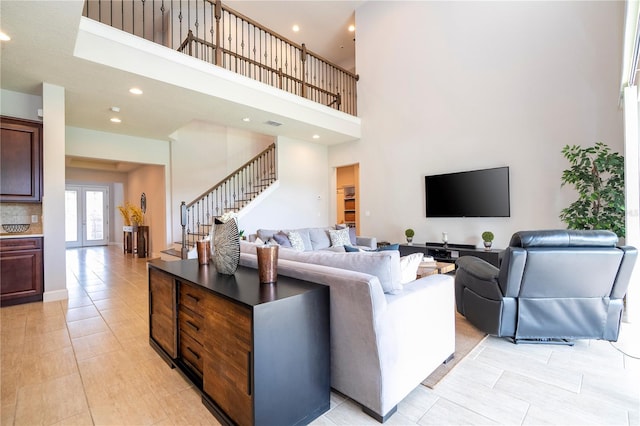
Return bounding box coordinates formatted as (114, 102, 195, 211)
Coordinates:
(425, 167, 510, 217)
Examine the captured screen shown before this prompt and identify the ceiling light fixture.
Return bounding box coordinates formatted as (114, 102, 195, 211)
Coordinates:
(129, 87, 143, 95)
(0, 31, 10, 41)
(242, 117, 251, 122)
(312, 134, 320, 139)
(110, 106, 121, 113)
(110, 117, 122, 123)
(292, 24, 300, 32)
(348, 25, 355, 32)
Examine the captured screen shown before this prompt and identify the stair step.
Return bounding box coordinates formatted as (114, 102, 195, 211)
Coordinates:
(161, 248, 183, 258)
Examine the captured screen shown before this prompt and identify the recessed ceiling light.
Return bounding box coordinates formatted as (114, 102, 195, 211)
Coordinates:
(0, 31, 10, 41)
(348, 25, 355, 32)
(110, 106, 121, 113)
(110, 117, 122, 123)
(129, 87, 143, 95)
(292, 25, 300, 32)
(312, 134, 320, 139)
(242, 117, 251, 122)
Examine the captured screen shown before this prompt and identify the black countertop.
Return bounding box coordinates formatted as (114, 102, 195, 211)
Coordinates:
(148, 259, 324, 308)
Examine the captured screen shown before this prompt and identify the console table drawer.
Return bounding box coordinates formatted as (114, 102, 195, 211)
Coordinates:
(180, 331, 204, 377)
(179, 306, 204, 343)
(179, 282, 208, 314)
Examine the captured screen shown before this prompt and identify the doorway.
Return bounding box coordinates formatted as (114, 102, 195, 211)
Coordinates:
(336, 164, 360, 235)
(65, 185, 109, 248)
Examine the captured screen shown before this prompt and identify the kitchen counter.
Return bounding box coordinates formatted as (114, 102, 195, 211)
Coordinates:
(0, 233, 44, 239)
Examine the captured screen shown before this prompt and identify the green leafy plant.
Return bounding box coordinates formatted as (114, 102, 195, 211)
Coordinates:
(560, 142, 625, 237)
(405, 228, 415, 238)
(481, 231, 494, 242)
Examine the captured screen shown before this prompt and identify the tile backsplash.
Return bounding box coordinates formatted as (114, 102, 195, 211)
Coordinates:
(0, 203, 43, 234)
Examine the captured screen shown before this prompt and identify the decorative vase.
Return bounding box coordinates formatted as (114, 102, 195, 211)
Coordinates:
(484, 241, 492, 250)
(406, 237, 413, 245)
(212, 218, 240, 275)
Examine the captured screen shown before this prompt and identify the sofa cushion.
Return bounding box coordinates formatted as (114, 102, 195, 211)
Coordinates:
(329, 228, 352, 247)
(278, 249, 403, 294)
(308, 227, 332, 250)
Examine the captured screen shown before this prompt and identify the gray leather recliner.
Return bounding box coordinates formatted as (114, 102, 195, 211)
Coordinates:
(455, 230, 637, 343)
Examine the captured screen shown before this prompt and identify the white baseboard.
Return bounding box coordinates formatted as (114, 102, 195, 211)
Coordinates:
(43, 288, 69, 302)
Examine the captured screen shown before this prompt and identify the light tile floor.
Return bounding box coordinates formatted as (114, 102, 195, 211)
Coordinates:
(1, 245, 639, 425)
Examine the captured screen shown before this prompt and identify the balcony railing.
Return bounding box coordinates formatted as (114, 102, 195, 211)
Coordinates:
(83, 0, 358, 115)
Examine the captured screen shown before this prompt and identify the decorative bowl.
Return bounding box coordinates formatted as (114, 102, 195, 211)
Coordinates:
(2, 224, 30, 233)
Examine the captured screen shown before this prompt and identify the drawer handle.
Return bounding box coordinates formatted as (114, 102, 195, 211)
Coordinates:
(186, 346, 201, 360)
(186, 320, 200, 332)
(185, 293, 200, 303)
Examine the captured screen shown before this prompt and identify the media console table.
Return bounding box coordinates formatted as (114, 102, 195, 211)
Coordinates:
(399, 242, 503, 267)
(147, 259, 330, 426)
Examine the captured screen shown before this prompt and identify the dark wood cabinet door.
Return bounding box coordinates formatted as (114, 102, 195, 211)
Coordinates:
(0, 238, 43, 306)
(149, 268, 177, 358)
(0, 116, 42, 202)
(203, 295, 253, 426)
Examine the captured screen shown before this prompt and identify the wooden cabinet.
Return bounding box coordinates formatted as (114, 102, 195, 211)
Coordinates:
(0, 237, 43, 306)
(0, 116, 42, 203)
(147, 261, 330, 426)
(149, 268, 177, 360)
(203, 295, 253, 425)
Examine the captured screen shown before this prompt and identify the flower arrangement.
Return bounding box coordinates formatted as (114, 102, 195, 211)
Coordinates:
(118, 202, 144, 226)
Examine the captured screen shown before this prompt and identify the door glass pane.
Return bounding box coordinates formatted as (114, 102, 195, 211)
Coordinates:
(65, 190, 78, 242)
(85, 190, 104, 241)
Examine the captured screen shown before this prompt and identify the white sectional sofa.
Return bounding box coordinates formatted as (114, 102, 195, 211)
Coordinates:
(239, 241, 455, 422)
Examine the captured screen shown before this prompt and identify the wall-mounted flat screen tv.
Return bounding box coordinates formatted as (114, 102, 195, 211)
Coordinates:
(425, 166, 510, 217)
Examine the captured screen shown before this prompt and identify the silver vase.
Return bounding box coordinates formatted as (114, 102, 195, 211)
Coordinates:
(212, 218, 240, 274)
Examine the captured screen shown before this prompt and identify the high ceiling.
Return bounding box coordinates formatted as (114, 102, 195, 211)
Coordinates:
(0, 0, 362, 171)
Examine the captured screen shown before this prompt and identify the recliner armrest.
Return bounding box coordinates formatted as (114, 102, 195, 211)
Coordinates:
(456, 256, 499, 281)
(455, 256, 503, 301)
(356, 236, 377, 250)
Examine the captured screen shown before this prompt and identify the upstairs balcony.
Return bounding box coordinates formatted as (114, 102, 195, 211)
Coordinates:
(83, 0, 358, 116)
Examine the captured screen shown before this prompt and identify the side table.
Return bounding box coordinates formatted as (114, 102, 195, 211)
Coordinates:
(123, 225, 149, 258)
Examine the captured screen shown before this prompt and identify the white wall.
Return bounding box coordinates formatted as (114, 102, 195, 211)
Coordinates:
(169, 120, 274, 239)
(239, 136, 330, 235)
(0, 89, 42, 121)
(333, 1, 625, 248)
(128, 164, 166, 257)
(42, 83, 68, 302)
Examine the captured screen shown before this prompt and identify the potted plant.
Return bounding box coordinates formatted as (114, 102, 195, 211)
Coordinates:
(482, 231, 494, 250)
(560, 142, 625, 238)
(405, 228, 415, 245)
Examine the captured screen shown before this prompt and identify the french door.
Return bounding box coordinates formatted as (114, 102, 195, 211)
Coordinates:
(65, 185, 109, 248)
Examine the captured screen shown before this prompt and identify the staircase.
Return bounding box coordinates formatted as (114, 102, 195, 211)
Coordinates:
(164, 143, 277, 259)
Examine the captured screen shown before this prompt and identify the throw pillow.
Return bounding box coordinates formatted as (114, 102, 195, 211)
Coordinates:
(335, 224, 357, 245)
(287, 231, 306, 251)
(329, 228, 351, 247)
(400, 253, 424, 284)
(272, 231, 292, 248)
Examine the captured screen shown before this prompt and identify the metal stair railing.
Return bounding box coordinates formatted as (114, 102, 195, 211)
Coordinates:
(180, 143, 276, 257)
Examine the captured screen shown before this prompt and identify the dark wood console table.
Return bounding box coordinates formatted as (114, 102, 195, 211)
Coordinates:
(147, 259, 330, 426)
(123, 225, 148, 258)
(399, 242, 503, 267)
